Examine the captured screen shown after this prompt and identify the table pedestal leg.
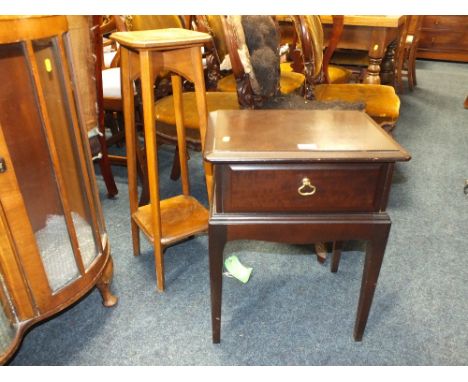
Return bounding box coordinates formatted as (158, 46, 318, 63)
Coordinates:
(381, 40, 398, 85)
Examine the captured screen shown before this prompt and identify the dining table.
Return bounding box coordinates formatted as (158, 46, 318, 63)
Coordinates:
(320, 15, 405, 84)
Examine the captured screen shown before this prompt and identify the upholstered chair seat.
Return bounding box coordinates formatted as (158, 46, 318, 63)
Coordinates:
(101, 67, 122, 99)
(103, 49, 118, 68)
(154, 91, 240, 129)
(314, 83, 400, 124)
(101, 66, 139, 111)
(216, 69, 305, 94)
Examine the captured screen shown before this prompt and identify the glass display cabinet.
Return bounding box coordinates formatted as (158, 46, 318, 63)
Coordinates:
(0, 16, 117, 364)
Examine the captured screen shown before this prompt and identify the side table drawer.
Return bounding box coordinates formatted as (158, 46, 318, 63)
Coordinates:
(219, 163, 390, 213)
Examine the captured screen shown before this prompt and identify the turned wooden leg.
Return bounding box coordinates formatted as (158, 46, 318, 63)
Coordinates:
(97, 135, 119, 198)
(209, 224, 227, 343)
(381, 40, 397, 86)
(365, 56, 383, 85)
(364, 31, 387, 85)
(330, 241, 343, 273)
(353, 223, 390, 341)
(96, 256, 118, 307)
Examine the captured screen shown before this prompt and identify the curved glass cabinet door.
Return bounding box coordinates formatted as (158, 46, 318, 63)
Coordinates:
(0, 39, 102, 293)
(0, 16, 117, 364)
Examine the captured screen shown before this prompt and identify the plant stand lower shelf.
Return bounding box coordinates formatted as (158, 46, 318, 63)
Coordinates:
(132, 195, 208, 245)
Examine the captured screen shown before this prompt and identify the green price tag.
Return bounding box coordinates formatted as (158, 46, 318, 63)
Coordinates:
(224, 255, 253, 284)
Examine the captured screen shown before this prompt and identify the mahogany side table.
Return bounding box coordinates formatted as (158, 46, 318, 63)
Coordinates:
(111, 29, 212, 291)
(204, 109, 411, 342)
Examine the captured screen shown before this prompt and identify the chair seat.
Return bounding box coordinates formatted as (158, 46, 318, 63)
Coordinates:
(280, 61, 351, 84)
(217, 70, 305, 94)
(102, 67, 122, 99)
(154, 91, 240, 129)
(103, 50, 117, 68)
(314, 84, 400, 121)
(327, 65, 352, 84)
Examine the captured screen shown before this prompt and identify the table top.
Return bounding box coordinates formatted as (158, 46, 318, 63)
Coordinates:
(319, 15, 404, 28)
(111, 28, 211, 49)
(204, 110, 411, 163)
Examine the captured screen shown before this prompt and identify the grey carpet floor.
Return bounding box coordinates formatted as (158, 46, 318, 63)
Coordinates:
(8, 60, 468, 365)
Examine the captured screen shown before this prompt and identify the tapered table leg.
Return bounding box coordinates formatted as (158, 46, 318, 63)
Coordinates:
(354, 223, 390, 340)
(209, 224, 227, 343)
(330, 241, 343, 273)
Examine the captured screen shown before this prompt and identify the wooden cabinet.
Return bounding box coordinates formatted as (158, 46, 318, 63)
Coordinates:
(417, 16, 468, 62)
(0, 16, 117, 364)
(205, 109, 411, 342)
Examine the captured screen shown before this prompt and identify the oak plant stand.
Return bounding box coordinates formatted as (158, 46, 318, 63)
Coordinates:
(205, 109, 410, 343)
(111, 28, 213, 291)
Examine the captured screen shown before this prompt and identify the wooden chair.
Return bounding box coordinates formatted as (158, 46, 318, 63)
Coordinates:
(293, 15, 401, 132)
(394, 16, 423, 92)
(275, 15, 353, 85)
(197, 15, 306, 99)
(96, 16, 126, 153)
(63, 16, 119, 199)
(94, 15, 150, 203)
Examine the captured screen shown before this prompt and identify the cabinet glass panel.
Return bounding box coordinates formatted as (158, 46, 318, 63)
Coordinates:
(32, 38, 100, 271)
(63, 30, 108, 252)
(0, 42, 80, 291)
(0, 272, 18, 355)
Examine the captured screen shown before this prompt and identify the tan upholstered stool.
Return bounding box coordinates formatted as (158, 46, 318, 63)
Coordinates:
(111, 28, 212, 291)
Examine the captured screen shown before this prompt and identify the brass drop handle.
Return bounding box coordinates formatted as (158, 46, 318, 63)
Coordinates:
(297, 177, 316, 196)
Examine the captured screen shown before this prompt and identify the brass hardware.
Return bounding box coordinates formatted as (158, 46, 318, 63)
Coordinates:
(44, 58, 52, 73)
(0, 157, 6, 173)
(297, 177, 316, 196)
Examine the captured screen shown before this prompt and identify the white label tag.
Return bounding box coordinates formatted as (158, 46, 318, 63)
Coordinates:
(297, 143, 318, 150)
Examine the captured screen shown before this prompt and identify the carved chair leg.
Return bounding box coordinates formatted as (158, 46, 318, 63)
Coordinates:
(135, 139, 149, 206)
(170, 144, 182, 181)
(314, 242, 328, 264)
(407, 48, 417, 90)
(97, 135, 118, 198)
(96, 256, 118, 307)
